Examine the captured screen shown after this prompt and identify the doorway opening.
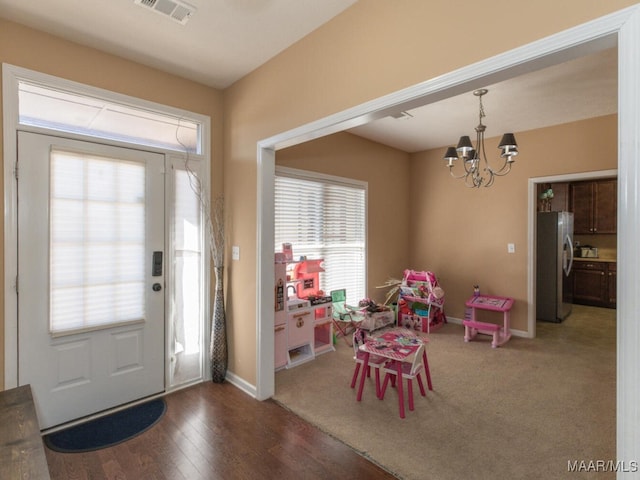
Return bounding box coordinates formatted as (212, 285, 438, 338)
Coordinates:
(529, 169, 618, 337)
(255, 5, 640, 462)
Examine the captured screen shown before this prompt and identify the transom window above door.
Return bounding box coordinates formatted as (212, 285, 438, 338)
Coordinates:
(18, 81, 202, 154)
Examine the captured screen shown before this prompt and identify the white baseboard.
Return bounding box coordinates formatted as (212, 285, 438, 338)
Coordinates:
(224, 369, 257, 398)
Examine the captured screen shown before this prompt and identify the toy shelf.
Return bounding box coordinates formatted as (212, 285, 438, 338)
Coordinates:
(396, 270, 446, 334)
(287, 344, 314, 367)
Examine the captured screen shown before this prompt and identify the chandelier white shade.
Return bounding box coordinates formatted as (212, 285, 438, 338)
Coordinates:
(444, 89, 518, 188)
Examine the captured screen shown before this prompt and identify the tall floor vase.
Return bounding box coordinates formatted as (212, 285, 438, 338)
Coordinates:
(210, 266, 228, 383)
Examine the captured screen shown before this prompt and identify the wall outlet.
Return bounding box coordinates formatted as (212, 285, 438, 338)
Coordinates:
(232, 245, 240, 260)
(507, 243, 515, 253)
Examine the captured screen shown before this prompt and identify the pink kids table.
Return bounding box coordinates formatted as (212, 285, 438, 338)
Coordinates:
(355, 328, 432, 418)
(463, 295, 514, 348)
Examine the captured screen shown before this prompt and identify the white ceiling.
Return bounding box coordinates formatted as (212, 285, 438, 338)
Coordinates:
(0, 0, 617, 153)
(348, 47, 617, 153)
(0, 0, 357, 89)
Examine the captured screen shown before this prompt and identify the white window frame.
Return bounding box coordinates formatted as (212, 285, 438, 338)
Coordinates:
(3, 63, 211, 389)
(274, 166, 367, 305)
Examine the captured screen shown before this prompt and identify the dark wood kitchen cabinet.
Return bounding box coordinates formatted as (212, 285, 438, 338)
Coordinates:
(570, 179, 617, 234)
(572, 261, 616, 308)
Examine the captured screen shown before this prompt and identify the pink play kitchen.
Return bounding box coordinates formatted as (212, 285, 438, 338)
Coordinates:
(274, 245, 334, 370)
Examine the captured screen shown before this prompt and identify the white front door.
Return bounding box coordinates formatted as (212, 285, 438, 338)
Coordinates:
(17, 131, 165, 429)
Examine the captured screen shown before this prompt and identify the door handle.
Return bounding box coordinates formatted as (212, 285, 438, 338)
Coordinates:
(564, 234, 573, 276)
(152, 283, 162, 292)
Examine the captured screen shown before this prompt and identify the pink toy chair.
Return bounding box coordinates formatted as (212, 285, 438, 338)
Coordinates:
(379, 343, 427, 417)
(350, 329, 387, 398)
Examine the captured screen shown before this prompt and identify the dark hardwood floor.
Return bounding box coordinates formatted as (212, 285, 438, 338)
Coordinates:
(45, 381, 397, 479)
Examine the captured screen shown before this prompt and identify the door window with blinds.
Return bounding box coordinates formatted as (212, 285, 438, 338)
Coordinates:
(49, 148, 146, 335)
(274, 167, 367, 304)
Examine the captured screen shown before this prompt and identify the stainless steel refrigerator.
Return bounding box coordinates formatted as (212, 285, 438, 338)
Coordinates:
(536, 211, 574, 322)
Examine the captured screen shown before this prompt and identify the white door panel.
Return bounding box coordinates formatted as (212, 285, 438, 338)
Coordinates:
(17, 131, 165, 429)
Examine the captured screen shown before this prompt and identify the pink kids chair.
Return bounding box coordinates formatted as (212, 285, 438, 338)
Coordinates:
(379, 343, 427, 417)
(350, 329, 387, 398)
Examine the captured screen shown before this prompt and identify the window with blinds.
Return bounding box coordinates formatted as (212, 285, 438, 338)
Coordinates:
(274, 168, 367, 305)
(49, 149, 146, 335)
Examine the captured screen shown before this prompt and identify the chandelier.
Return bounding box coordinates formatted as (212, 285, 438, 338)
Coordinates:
(443, 88, 518, 188)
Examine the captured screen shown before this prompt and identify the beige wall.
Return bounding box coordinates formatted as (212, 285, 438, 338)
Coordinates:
(0, 18, 224, 390)
(225, 1, 634, 384)
(276, 132, 412, 303)
(410, 115, 617, 330)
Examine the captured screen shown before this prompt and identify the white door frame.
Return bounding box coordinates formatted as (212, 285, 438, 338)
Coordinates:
(256, 5, 640, 466)
(3, 65, 211, 391)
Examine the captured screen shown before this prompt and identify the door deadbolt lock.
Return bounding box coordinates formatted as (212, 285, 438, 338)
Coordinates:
(152, 283, 162, 292)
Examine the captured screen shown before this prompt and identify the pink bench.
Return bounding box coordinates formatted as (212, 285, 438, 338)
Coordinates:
(463, 295, 514, 348)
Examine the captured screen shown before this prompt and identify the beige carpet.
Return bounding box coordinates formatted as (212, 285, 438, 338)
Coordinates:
(273, 305, 616, 480)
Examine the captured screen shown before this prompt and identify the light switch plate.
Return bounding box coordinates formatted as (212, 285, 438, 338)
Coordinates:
(507, 243, 515, 253)
(232, 245, 240, 260)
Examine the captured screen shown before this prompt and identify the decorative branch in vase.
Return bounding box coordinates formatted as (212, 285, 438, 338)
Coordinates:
(181, 138, 227, 383)
(209, 194, 227, 383)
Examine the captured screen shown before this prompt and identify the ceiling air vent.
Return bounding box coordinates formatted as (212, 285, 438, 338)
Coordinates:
(390, 111, 414, 120)
(134, 0, 196, 25)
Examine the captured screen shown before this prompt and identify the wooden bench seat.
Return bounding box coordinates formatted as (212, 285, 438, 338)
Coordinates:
(0, 385, 51, 479)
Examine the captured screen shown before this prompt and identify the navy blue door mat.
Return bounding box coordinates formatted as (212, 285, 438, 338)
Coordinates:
(44, 398, 166, 453)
